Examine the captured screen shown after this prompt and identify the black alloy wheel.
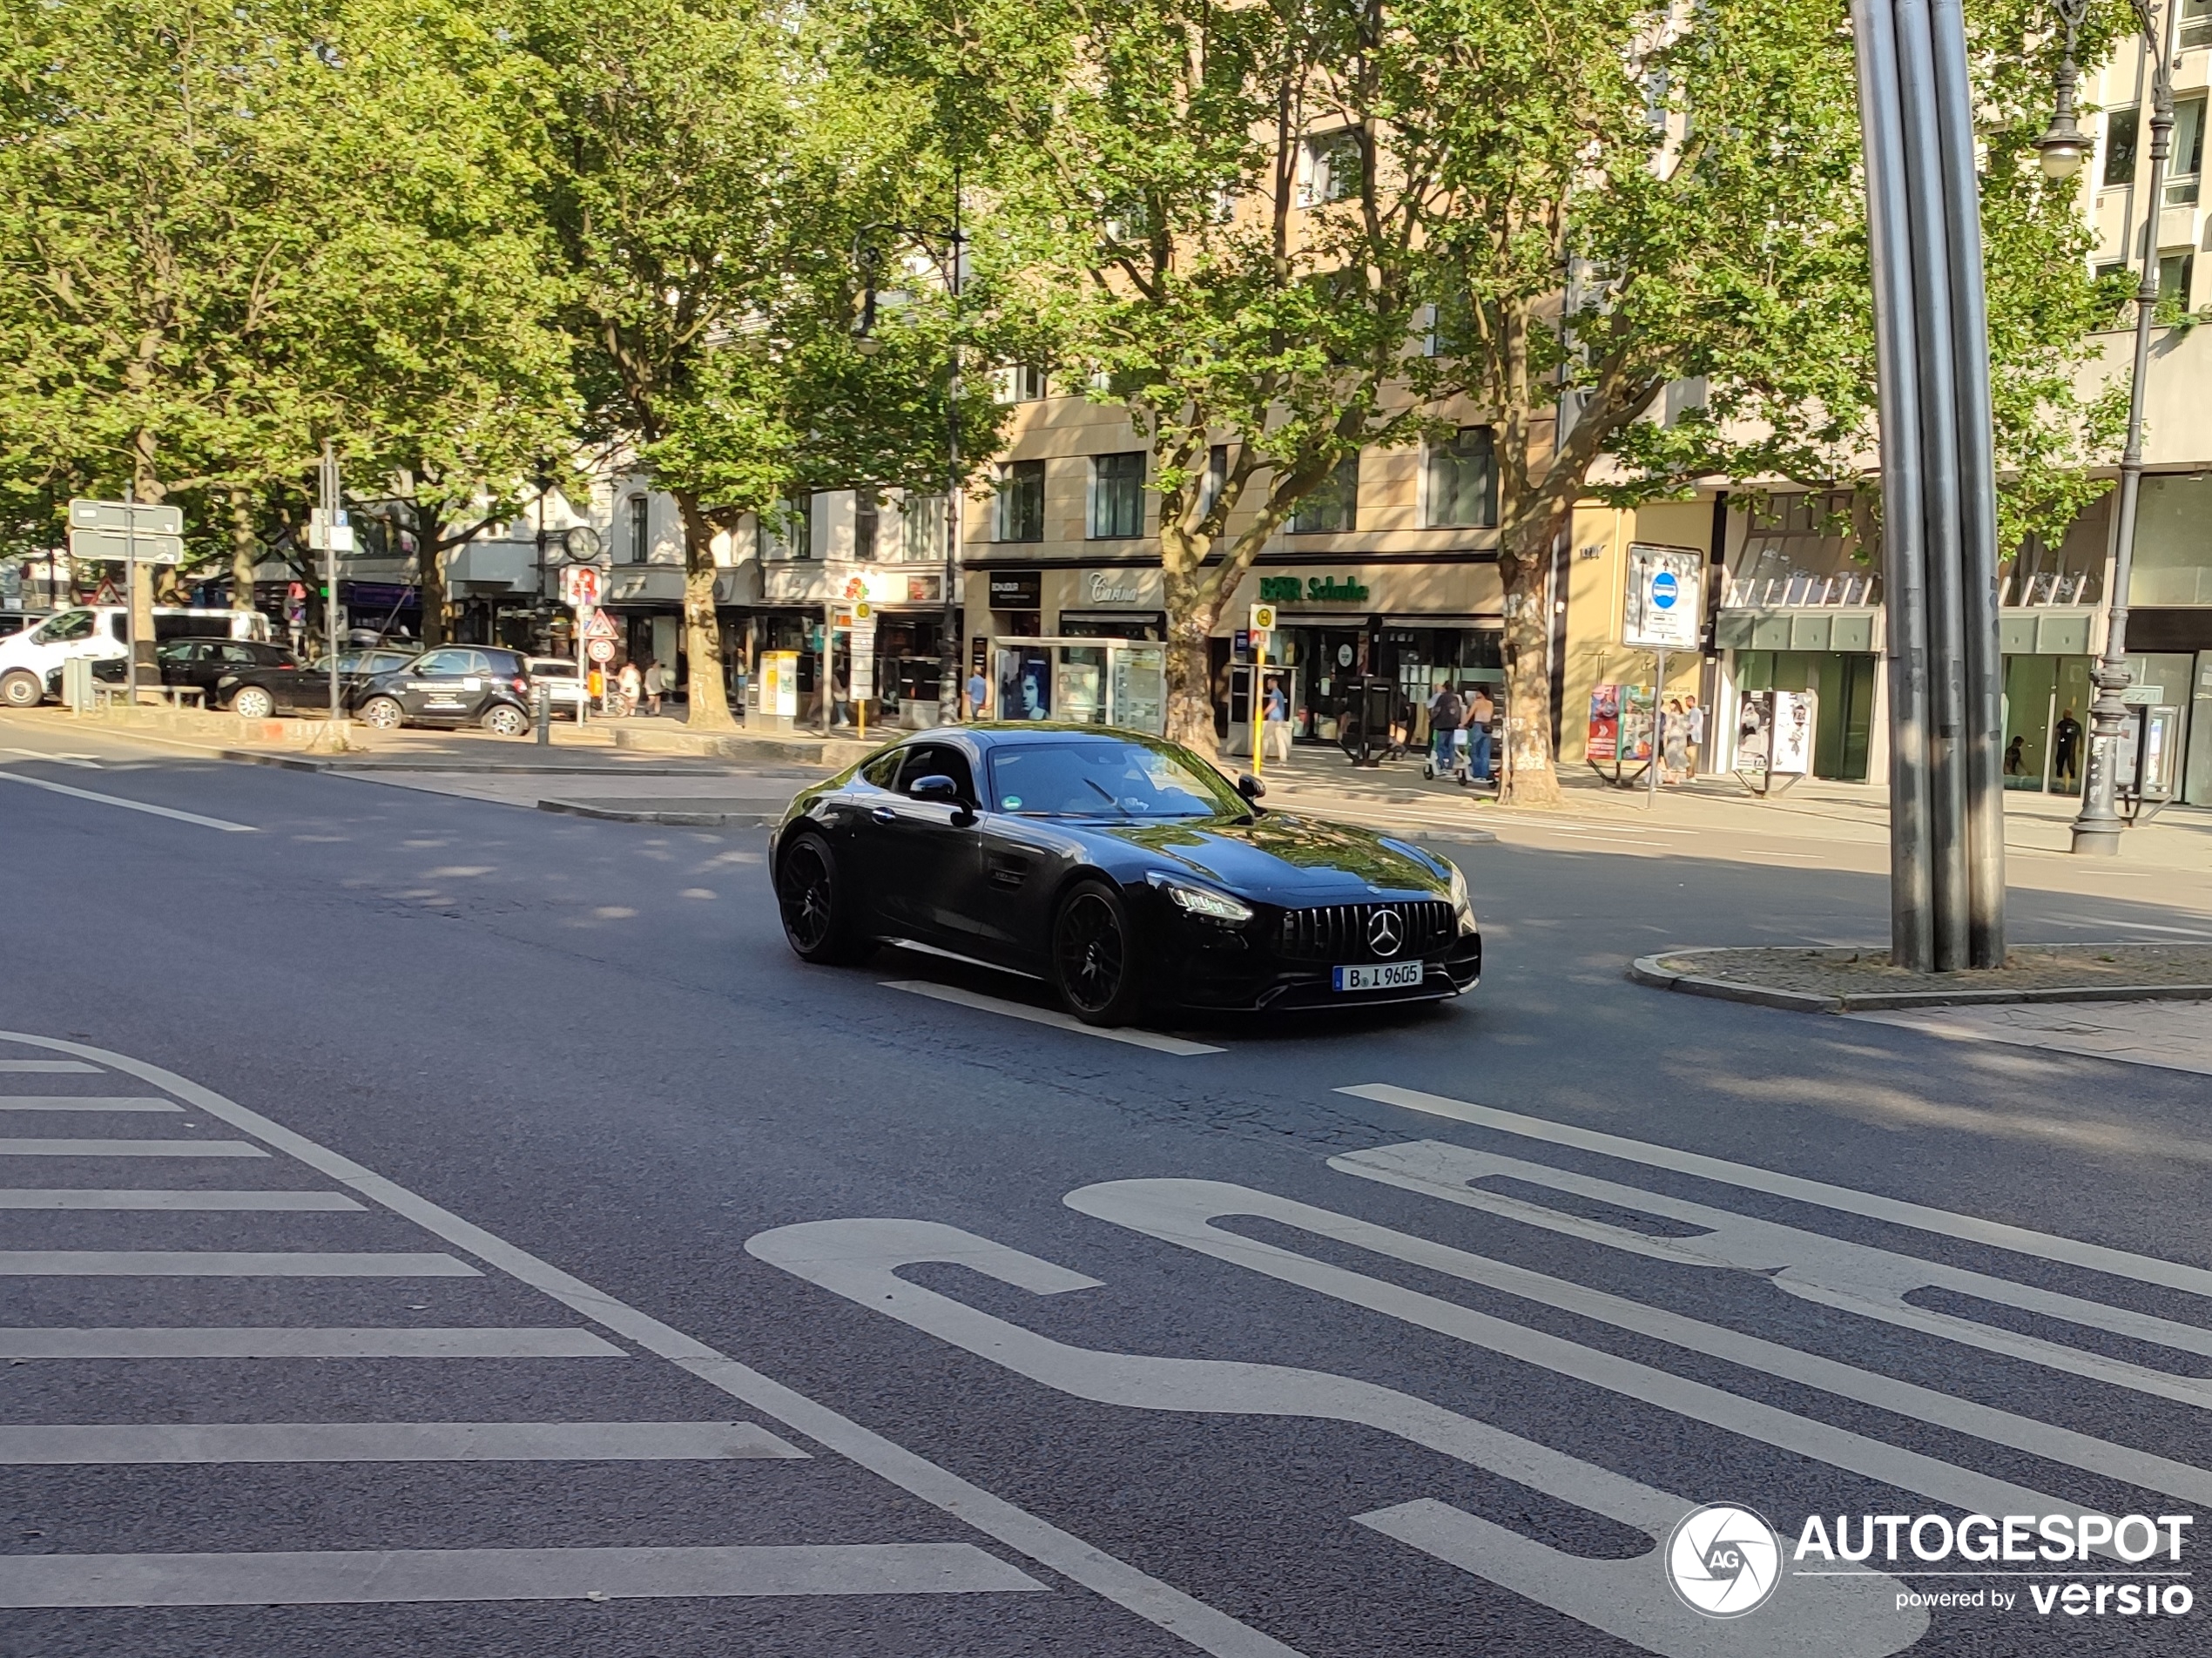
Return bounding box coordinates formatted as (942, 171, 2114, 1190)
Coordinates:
(776, 833, 870, 965)
(1052, 880, 1143, 1026)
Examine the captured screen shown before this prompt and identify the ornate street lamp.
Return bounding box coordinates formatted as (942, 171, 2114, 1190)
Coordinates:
(2050, 0, 2174, 853)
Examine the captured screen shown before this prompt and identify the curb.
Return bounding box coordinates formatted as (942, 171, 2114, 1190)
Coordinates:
(1628, 948, 2212, 1014)
(536, 800, 776, 829)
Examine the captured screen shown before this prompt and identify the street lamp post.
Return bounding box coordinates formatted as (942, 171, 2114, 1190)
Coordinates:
(2037, 0, 2173, 855)
(852, 197, 967, 728)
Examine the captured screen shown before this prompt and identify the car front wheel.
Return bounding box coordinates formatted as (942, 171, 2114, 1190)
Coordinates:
(229, 685, 276, 719)
(776, 833, 872, 965)
(359, 696, 404, 731)
(481, 703, 529, 737)
(1052, 880, 1144, 1026)
(1, 670, 43, 708)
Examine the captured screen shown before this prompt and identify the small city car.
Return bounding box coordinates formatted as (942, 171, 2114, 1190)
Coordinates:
(771, 724, 1481, 1024)
(525, 657, 589, 718)
(44, 638, 319, 715)
(347, 645, 536, 735)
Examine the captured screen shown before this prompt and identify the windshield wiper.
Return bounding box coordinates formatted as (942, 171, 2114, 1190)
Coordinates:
(1082, 777, 1135, 817)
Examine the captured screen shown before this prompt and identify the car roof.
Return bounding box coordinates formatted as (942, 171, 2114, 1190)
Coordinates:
(959, 723, 1174, 747)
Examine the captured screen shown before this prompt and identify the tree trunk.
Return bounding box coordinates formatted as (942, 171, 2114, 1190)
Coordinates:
(229, 491, 260, 617)
(1496, 525, 1563, 808)
(673, 490, 735, 729)
(415, 508, 449, 648)
(1163, 578, 1218, 757)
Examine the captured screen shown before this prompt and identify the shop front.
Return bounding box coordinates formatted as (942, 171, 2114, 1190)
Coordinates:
(759, 561, 950, 726)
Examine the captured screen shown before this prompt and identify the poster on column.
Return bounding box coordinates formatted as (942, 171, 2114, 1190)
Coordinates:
(1770, 690, 1816, 776)
(1587, 685, 1622, 763)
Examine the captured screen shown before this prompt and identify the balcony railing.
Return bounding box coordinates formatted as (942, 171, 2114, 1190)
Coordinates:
(1722, 571, 1879, 608)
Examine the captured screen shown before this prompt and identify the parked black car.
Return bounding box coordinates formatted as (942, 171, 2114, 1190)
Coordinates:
(771, 725, 1481, 1023)
(346, 645, 536, 735)
(44, 638, 320, 716)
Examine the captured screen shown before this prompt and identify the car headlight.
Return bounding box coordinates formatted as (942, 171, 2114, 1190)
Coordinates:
(1149, 874, 1253, 923)
(1447, 863, 1478, 933)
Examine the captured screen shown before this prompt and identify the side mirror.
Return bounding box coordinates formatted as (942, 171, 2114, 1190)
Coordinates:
(909, 773, 962, 805)
(1237, 772, 1266, 801)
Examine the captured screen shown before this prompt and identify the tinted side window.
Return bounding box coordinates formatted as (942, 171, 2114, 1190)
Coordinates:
(415, 650, 475, 676)
(34, 611, 95, 643)
(897, 744, 974, 799)
(859, 751, 903, 788)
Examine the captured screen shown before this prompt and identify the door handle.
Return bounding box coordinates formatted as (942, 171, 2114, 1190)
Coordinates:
(871, 806, 897, 825)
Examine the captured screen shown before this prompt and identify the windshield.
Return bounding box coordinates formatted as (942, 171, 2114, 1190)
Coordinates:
(987, 738, 1244, 819)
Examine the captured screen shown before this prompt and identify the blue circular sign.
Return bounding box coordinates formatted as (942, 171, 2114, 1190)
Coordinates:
(1650, 570, 1681, 609)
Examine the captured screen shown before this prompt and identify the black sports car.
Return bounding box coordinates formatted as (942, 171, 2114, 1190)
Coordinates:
(770, 725, 1480, 1024)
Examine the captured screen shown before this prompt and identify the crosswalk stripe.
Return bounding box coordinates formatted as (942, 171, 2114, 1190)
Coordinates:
(0, 1138, 266, 1158)
(0, 1327, 626, 1359)
(0, 1421, 806, 1463)
(0, 1250, 479, 1277)
(1341, 1082, 2212, 1300)
(0, 1189, 364, 1210)
(0, 1061, 100, 1074)
(0, 1096, 182, 1113)
(0, 1542, 1046, 1607)
(1066, 1178, 2212, 1516)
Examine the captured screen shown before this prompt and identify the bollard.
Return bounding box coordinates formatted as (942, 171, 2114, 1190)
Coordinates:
(534, 681, 551, 745)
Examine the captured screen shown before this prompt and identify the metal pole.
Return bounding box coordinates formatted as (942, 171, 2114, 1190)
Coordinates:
(1893, 0, 1971, 971)
(123, 482, 138, 705)
(1251, 638, 1266, 775)
(941, 160, 964, 727)
(1931, 0, 2006, 962)
(1852, 0, 1937, 969)
(322, 443, 341, 732)
(1648, 647, 1665, 809)
(2074, 3, 2172, 855)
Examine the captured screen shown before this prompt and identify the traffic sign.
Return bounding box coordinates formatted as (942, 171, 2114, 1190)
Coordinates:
(69, 498, 183, 536)
(69, 527, 182, 564)
(562, 565, 604, 608)
(583, 608, 619, 641)
(1622, 543, 1703, 650)
(587, 637, 617, 664)
(853, 600, 873, 622)
(1250, 602, 1277, 634)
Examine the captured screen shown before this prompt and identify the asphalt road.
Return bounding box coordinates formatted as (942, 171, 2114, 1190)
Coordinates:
(1, 733, 2209, 1657)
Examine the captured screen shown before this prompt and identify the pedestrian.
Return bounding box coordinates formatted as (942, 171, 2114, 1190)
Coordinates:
(1426, 679, 1467, 779)
(617, 657, 642, 718)
(1263, 675, 1291, 762)
(2054, 709, 2082, 784)
(2005, 735, 2026, 776)
(1662, 697, 1689, 785)
(642, 657, 664, 717)
(1467, 686, 1494, 785)
(1683, 693, 1705, 778)
(966, 663, 989, 722)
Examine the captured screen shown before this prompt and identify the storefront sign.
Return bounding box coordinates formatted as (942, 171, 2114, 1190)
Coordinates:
(988, 570, 1042, 608)
(1258, 575, 1372, 604)
(1623, 543, 1703, 650)
(1084, 571, 1147, 604)
(839, 569, 943, 607)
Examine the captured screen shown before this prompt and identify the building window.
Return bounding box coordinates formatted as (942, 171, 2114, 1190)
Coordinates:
(2102, 108, 2139, 185)
(1288, 454, 1359, 535)
(995, 460, 1045, 543)
(1089, 452, 1145, 539)
(757, 495, 813, 561)
(2156, 251, 2195, 320)
(626, 495, 649, 563)
(1300, 131, 1361, 206)
(1426, 428, 1498, 529)
(1197, 445, 1230, 519)
(2168, 97, 2206, 207)
(2184, 0, 2212, 50)
(855, 489, 880, 561)
(900, 495, 947, 561)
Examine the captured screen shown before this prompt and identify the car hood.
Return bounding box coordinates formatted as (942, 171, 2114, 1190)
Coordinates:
(1093, 814, 1453, 903)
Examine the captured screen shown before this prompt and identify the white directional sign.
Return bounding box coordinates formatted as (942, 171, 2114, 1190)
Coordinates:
(1622, 543, 1703, 651)
(69, 498, 183, 536)
(67, 528, 182, 565)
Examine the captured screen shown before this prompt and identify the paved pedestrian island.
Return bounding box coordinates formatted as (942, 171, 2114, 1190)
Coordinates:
(1857, 996, 2212, 1076)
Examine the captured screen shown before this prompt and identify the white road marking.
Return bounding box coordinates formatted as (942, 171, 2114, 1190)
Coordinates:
(0, 1138, 266, 1158)
(0, 1188, 362, 1210)
(1066, 1178, 2210, 1514)
(1340, 1082, 2212, 1301)
(747, 1217, 1921, 1658)
(0, 1327, 626, 1360)
(2, 747, 99, 768)
(883, 980, 1225, 1055)
(0, 1061, 100, 1074)
(0, 1250, 478, 1277)
(1852, 998, 2212, 1078)
(0, 1421, 806, 1464)
(0, 769, 255, 831)
(0, 1095, 181, 1113)
(1335, 1138, 2212, 1406)
(0, 1542, 1044, 1607)
(6, 1028, 1298, 1658)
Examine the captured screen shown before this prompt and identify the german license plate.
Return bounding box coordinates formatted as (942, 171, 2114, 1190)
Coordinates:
(1333, 961, 1423, 992)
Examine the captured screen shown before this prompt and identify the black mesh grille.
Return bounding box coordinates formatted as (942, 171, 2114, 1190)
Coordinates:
(1277, 900, 1455, 962)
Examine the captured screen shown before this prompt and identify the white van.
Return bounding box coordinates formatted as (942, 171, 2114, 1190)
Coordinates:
(0, 606, 270, 708)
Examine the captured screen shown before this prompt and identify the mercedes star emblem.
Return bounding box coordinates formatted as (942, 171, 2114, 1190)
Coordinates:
(1367, 908, 1405, 957)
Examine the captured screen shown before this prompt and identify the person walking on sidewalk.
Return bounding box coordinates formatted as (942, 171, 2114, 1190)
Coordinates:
(616, 657, 642, 718)
(1263, 675, 1291, 762)
(1467, 686, 1494, 785)
(642, 657, 664, 717)
(966, 664, 988, 722)
(1426, 680, 1467, 780)
(1683, 693, 1704, 778)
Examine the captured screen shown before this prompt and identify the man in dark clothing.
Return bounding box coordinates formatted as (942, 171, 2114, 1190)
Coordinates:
(1427, 682, 1467, 778)
(2054, 710, 2082, 784)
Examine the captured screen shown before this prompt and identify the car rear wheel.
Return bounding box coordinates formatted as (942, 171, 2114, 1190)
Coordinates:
(481, 703, 529, 737)
(1052, 880, 1143, 1027)
(359, 696, 404, 731)
(1, 670, 42, 708)
(776, 833, 873, 965)
(229, 685, 276, 719)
